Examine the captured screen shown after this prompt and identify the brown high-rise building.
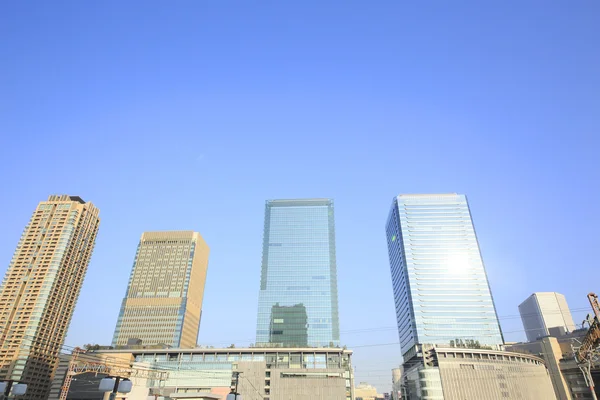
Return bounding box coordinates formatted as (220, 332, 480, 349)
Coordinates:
(112, 231, 209, 349)
(0, 195, 100, 399)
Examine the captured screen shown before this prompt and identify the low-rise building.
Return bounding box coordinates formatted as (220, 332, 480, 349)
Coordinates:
(354, 382, 383, 400)
(507, 328, 600, 400)
(50, 347, 355, 400)
(398, 346, 557, 400)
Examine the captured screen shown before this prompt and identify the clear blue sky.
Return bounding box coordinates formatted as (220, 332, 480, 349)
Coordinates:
(1, 1, 598, 392)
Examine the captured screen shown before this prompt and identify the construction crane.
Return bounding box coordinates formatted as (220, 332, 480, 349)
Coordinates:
(575, 293, 600, 400)
(59, 348, 168, 400)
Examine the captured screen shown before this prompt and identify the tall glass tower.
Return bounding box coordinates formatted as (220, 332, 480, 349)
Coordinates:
(256, 199, 340, 347)
(386, 194, 503, 360)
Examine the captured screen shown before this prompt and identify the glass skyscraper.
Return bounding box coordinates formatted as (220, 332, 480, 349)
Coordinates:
(385, 194, 503, 360)
(256, 199, 340, 347)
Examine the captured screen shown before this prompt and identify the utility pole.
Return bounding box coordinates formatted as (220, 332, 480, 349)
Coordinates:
(226, 372, 243, 400)
(233, 372, 240, 399)
(108, 377, 121, 400)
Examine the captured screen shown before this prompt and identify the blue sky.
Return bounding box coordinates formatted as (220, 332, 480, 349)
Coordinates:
(1, 1, 598, 392)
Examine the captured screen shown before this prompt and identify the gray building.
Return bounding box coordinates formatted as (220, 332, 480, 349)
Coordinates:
(50, 347, 355, 400)
(519, 292, 576, 342)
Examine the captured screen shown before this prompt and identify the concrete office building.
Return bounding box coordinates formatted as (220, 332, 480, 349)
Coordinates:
(507, 328, 600, 400)
(386, 194, 556, 399)
(112, 231, 209, 348)
(519, 292, 576, 342)
(256, 199, 340, 347)
(0, 195, 100, 399)
(51, 347, 355, 400)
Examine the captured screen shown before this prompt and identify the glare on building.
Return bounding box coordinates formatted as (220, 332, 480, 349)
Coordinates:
(385, 194, 556, 399)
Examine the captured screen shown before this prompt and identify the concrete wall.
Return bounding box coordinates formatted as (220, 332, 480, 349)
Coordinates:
(435, 349, 557, 400)
(269, 369, 347, 399)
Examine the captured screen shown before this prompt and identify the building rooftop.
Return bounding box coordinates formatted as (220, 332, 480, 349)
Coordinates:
(398, 193, 458, 198)
(47, 194, 86, 204)
(266, 199, 333, 207)
(92, 347, 352, 355)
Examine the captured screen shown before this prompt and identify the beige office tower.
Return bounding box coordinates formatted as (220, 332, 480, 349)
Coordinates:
(112, 231, 209, 349)
(0, 195, 100, 400)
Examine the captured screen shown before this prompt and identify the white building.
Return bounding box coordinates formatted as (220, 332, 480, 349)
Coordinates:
(519, 292, 576, 342)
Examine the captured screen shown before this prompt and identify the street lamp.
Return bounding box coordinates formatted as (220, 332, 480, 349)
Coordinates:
(226, 392, 243, 400)
(99, 377, 132, 400)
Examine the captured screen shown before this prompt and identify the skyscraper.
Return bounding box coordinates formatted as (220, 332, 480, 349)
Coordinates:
(256, 199, 340, 347)
(0, 195, 100, 399)
(519, 292, 576, 342)
(385, 194, 503, 360)
(112, 231, 209, 348)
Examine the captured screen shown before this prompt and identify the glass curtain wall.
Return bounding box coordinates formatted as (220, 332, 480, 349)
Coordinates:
(256, 199, 340, 347)
(386, 194, 504, 359)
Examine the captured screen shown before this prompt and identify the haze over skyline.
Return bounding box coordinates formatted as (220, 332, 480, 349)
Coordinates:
(1, 1, 598, 392)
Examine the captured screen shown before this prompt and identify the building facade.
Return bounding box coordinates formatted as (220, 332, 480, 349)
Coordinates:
(355, 382, 384, 400)
(519, 292, 576, 342)
(391, 368, 402, 400)
(507, 328, 600, 400)
(385, 194, 504, 361)
(399, 347, 557, 400)
(0, 195, 100, 399)
(51, 347, 355, 400)
(256, 199, 340, 347)
(112, 231, 209, 348)
(384, 194, 557, 399)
